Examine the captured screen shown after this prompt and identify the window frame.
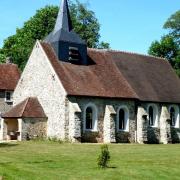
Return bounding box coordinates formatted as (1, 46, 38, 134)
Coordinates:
(147, 104, 158, 127)
(5, 91, 13, 103)
(117, 106, 129, 132)
(169, 105, 179, 128)
(83, 103, 98, 132)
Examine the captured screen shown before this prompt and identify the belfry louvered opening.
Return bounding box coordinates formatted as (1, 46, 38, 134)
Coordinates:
(69, 47, 80, 61)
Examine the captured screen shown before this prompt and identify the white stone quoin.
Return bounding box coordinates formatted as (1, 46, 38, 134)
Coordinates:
(160, 106, 171, 144)
(104, 105, 116, 143)
(68, 102, 82, 142)
(137, 106, 148, 144)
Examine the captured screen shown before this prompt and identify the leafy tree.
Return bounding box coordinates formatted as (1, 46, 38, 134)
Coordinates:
(0, 49, 5, 63)
(148, 10, 180, 76)
(0, 1, 109, 69)
(164, 10, 180, 45)
(98, 42, 110, 49)
(148, 35, 179, 66)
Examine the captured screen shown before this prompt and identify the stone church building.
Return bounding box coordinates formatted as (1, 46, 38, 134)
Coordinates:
(1, 0, 180, 144)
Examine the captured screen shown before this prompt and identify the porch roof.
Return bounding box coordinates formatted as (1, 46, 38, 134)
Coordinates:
(2, 97, 47, 118)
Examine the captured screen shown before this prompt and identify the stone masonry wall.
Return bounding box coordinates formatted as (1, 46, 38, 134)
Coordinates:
(21, 118, 47, 140)
(137, 103, 161, 144)
(171, 127, 180, 143)
(0, 91, 13, 140)
(68, 97, 136, 143)
(13, 41, 67, 140)
(137, 103, 180, 144)
(0, 91, 13, 114)
(103, 105, 116, 143)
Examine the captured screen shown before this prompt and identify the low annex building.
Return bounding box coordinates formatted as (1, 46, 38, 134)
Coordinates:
(2, 0, 180, 143)
(2, 97, 47, 140)
(0, 60, 20, 140)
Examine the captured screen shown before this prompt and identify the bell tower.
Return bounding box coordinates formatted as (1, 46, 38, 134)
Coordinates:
(45, 0, 88, 65)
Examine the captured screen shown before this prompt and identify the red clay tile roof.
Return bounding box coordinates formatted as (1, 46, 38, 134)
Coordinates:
(111, 51, 180, 103)
(2, 97, 47, 118)
(0, 63, 20, 90)
(41, 42, 138, 99)
(41, 42, 180, 103)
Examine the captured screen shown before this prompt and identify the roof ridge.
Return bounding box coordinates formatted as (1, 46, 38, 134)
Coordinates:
(0, 63, 18, 66)
(88, 48, 167, 61)
(21, 98, 30, 117)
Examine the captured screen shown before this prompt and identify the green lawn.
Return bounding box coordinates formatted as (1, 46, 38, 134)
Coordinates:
(0, 141, 180, 180)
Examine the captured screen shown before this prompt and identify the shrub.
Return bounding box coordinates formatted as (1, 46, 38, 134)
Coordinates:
(97, 144, 110, 168)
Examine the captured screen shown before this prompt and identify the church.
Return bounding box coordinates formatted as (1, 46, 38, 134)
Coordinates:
(1, 0, 180, 144)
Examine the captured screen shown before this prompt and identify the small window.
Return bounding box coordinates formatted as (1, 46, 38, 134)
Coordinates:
(84, 104, 98, 131)
(149, 106, 154, 126)
(117, 106, 129, 131)
(169, 106, 179, 128)
(119, 109, 125, 130)
(86, 107, 93, 130)
(5, 91, 13, 102)
(170, 107, 176, 126)
(148, 105, 158, 127)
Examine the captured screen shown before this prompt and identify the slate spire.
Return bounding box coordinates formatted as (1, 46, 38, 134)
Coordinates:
(44, 0, 88, 65)
(54, 0, 73, 33)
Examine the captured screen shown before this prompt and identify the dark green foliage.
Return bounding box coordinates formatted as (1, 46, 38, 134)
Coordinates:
(70, 0, 100, 48)
(97, 144, 110, 168)
(148, 10, 180, 76)
(0, 1, 110, 70)
(1, 5, 59, 69)
(0, 49, 5, 63)
(148, 35, 179, 66)
(163, 10, 180, 45)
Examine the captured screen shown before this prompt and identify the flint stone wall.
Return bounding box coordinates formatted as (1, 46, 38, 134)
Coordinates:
(13, 41, 67, 140)
(137, 103, 180, 144)
(171, 127, 180, 143)
(0, 91, 13, 114)
(68, 97, 136, 143)
(21, 118, 47, 140)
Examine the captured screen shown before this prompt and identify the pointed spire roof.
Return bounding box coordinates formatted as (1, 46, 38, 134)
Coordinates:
(54, 0, 73, 33)
(44, 0, 87, 65)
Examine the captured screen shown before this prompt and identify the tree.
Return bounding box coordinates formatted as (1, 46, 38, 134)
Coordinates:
(148, 10, 180, 76)
(148, 35, 179, 66)
(97, 144, 110, 168)
(0, 49, 5, 63)
(164, 10, 180, 45)
(0, 1, 109, 69)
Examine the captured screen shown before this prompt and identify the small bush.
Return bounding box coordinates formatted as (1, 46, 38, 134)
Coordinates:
(97, 144, 110, 168)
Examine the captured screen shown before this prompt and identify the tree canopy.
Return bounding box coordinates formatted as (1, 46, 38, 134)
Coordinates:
(148, 10, 180, 76)
(0, 1, 110, 69)
(164, 10, 180, 45)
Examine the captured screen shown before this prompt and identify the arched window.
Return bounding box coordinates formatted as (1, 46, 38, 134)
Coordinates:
(84, 103, 98, 131)
(148, 104, 158, 127)
(86, 107, 93, 129)
(149, 106, 154, 126)
(169, 106, 179, 128)
(170, 107, 175, 126)
(117, 106, 129, 131)
(119, 109, 125, 130)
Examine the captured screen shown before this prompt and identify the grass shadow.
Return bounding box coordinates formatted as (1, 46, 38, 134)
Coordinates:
(27, 160, 54, 164)
(107, 166, 117, 169)
(0, 143, 19, 148)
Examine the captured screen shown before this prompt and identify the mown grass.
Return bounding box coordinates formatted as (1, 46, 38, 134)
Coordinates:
(0, 141, 180, 180)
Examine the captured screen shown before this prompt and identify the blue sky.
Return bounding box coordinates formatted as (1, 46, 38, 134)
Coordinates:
(0, 0, 179, 54)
